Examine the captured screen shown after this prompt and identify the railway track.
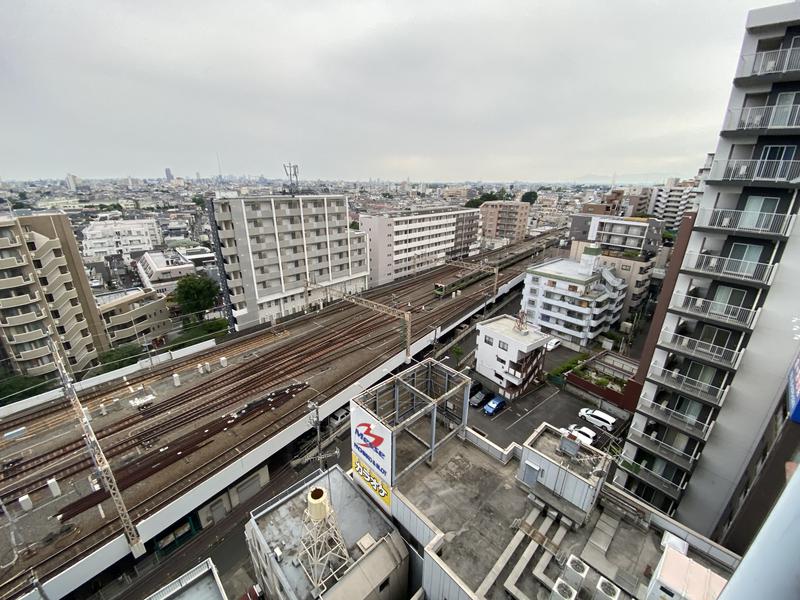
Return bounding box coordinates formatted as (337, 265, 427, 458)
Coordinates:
(0, 233, 557, 599)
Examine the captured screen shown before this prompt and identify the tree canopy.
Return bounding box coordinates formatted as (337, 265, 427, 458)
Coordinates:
(98, 344, 141, 373)
(520, 190, 538, 204)
(174, 274, 220, 319)
(464, 188, 511, 208)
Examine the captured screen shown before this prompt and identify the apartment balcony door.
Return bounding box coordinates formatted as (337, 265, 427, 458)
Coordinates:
(711, 285, 747, 318)
(771, 92, 800, 127)
(726, 243, 762, 276)
(741, 196, 780, 230)
(674, 395, 704, 422)
(756, 145, 796, 179)
(686, 361, 717, 386)
(699, 324, 732, 358)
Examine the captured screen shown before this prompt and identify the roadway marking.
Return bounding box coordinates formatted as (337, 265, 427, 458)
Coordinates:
(504, 388, 560, 430)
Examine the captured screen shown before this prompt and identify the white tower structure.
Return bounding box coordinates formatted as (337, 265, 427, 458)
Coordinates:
(298, 486, 351, 595)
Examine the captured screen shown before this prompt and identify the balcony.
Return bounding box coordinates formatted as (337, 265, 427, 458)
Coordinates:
(0, 292, 39, 309)
(724, 104, 800, 135)
(27, 362, 57, 377)
(0, 235, 20, 249)
(736, 48, 800, 82)
(9, 328, 48, 344)
(656, 330, 742, 370)
(707, 158, 800, 188)
(627, 428, 699, 471)
(0, 256, 26, 270)
(646, 365, 728, 407)
(636, 397, 713, 440)
(668, 292, 759, 330)
(681, 251, 775, 286)
(17, 345, 51, 362)
(618, 458, 685, 500)
(694, 207, 793, 238)
(539, 306, 588, 326)
(0, 274, 33, 290)
(1, 310, 46, 327)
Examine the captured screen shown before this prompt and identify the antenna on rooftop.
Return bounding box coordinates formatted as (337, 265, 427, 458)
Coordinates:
(284, 162, 299, 196)
(216, 152, 223, 185)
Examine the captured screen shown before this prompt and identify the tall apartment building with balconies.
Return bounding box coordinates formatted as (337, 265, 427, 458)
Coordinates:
(210, 192, 369, 330)
(615, 1, 800, 543)
(361, 207, 480, 286)
(480, 201, 530, 242)
(569, 214, 663, 319)
(0, 211, 108, 378)
(648, 178, 702, 230)
(522, 245, 627, 349)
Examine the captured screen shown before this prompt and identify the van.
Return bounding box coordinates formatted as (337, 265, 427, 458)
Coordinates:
(578, 408, 617, 432)
(329, 407, 350, 429)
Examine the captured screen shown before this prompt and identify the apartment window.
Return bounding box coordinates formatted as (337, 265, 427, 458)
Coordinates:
(497, 357, 506, 365)
(568, 285, 578, 292)
(484, 336, 494, 346)
(498, 341, 508, 351)
(620, 264, 631, 271)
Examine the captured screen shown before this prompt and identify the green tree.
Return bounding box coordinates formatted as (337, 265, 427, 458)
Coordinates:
(98, 344, 142, 373)
(192, 194, 206, 207)
(520, 190, 538, 204)
(17, 191, 28, 201)
(464, 188, 510, 208)
(349, 220, 360, 230)
(0, 373, 57, 406)
(174, 274, 220, 320)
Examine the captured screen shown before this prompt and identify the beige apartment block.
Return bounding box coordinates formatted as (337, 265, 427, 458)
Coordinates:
(480, 201, 530, 242)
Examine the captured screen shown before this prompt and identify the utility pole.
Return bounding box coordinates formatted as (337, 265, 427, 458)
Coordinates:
(48, 340, 146, 557)
(284, 163, 299, 196)
(305, 401, 340, 471)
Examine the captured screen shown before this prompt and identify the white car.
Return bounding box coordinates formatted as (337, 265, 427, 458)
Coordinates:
(578, 408, 617, 432)
(567, 424, 597, 443)
(545, 338, 562, 351)
(560, 425, 594, 446)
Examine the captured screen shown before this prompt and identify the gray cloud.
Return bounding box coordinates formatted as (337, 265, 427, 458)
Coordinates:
(0, 0, 778, 182)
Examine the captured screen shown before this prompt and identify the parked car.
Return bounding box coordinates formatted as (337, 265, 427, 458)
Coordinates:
(328, 407, 350, 429)
(567, 424, 597, 444)
(545, 338, 562, 351)
(559, 427, 594, 446)
(470, 380, 483, 396)
(578, 408, 617, 432)
(469, 391, 488, 408)
(483, 396, 507, 416)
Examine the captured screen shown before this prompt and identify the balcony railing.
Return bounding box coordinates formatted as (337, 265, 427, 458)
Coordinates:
(682, 251, 775, 285)
(637, 397, 713, 440)
(657, 330, 741, 369)
(708, 158, 800, 184)
(669, 292, 758, 329)
(725, 104, 800, 132)
(647, 365, 727, 406)
(618, 458, 685, 499)
(628, 427, 699, 471)
(695, 207, 792, 237)
(738, 48, 800, 78)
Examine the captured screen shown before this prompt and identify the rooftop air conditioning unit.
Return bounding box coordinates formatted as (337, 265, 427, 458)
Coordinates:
(593, 577, 621, 600)
(550, 578, 577, 600)
(562, 554, 588, 590)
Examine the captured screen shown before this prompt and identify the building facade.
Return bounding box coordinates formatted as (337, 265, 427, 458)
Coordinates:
(649, 178, 702, 230)
(360, 208, 479, 286)
(211, 192, 369, 330)
(95, 287, 170, 349)
(480, 201, 530, 242)
(616, 1, 800, 542)
(522, 245, 627, 349)
(569, 214, 664, 319)
(136, 251, 196, 295)
(475, 315, 550, 400)
(81, 218, 163, 259)
(0, 211, 108, 378)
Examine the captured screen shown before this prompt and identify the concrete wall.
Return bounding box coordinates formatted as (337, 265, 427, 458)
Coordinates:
(519, 445, 598, 513)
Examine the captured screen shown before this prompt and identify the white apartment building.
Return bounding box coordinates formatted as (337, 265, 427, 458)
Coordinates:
(0, 212, 109, 378)
(649, 178, 702, 230)
(475, 314, 550, 400)
(136, 251, 196, 295)
(360, 207, 480, 286)
(617, 1, 800, 543)
(81, 218, 163, 259)
(211, 192, 369, 330)
(522, 245, 627, 349)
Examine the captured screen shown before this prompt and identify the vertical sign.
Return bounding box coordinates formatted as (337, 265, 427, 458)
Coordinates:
(350, 401, 392, 510)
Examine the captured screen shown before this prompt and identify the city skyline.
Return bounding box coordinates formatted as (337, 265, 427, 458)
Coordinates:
(2, 0, 777, 182)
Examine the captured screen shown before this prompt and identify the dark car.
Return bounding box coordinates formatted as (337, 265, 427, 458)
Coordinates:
(469, 391, 488, 408)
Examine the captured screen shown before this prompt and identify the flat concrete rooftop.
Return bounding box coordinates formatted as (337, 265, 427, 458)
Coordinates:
(528, 426, 605, 482)
(478, 315, 550, 348)
(530, 258, 595, 282)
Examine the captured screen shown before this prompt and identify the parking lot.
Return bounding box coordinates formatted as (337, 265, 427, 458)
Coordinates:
(542, 344, 581, 373)
(466, 383, 621, 451)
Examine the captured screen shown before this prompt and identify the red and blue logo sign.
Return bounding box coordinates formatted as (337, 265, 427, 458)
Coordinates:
(355, 423, 386, 458)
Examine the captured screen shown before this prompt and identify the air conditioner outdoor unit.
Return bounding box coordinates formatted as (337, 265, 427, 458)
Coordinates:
(562, 555, 588, 590)
(593, 577, 621, 600)
(550, 577, 577, 600)
(721, 217, 732, 227)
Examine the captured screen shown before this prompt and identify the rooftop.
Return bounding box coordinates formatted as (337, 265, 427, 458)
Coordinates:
(529, 257, 596, 282)
(94, 287, 148, 306)
(144, 558, 228, 600)
(477, 315, 551, 350)
(252, 467, 396, 600)
(525, 424, 607, 482)
(143, 250, 193, 269)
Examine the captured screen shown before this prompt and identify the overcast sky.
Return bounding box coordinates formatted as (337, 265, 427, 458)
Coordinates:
(0, 1, 781, 183)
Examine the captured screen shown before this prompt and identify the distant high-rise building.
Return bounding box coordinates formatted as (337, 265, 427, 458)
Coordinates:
(360, 207, 480, 286)
(81, 218, 163, 259)
(0, 211, 109, 378)
(480, 201, 530, 242)
(196, 171, 201, 182)
(165, 167, 174, 181)
(65, 173, 78, 192)
(210, 192, 368, 330)
(615, 0, 800, 545)
(648, 177, 702, 230)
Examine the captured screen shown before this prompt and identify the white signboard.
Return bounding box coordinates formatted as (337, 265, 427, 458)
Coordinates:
(350, 401, 393, 509)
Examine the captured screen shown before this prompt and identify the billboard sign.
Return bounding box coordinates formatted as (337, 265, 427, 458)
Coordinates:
(350, 401, 393, 510)
(788, 350, 800, 424)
